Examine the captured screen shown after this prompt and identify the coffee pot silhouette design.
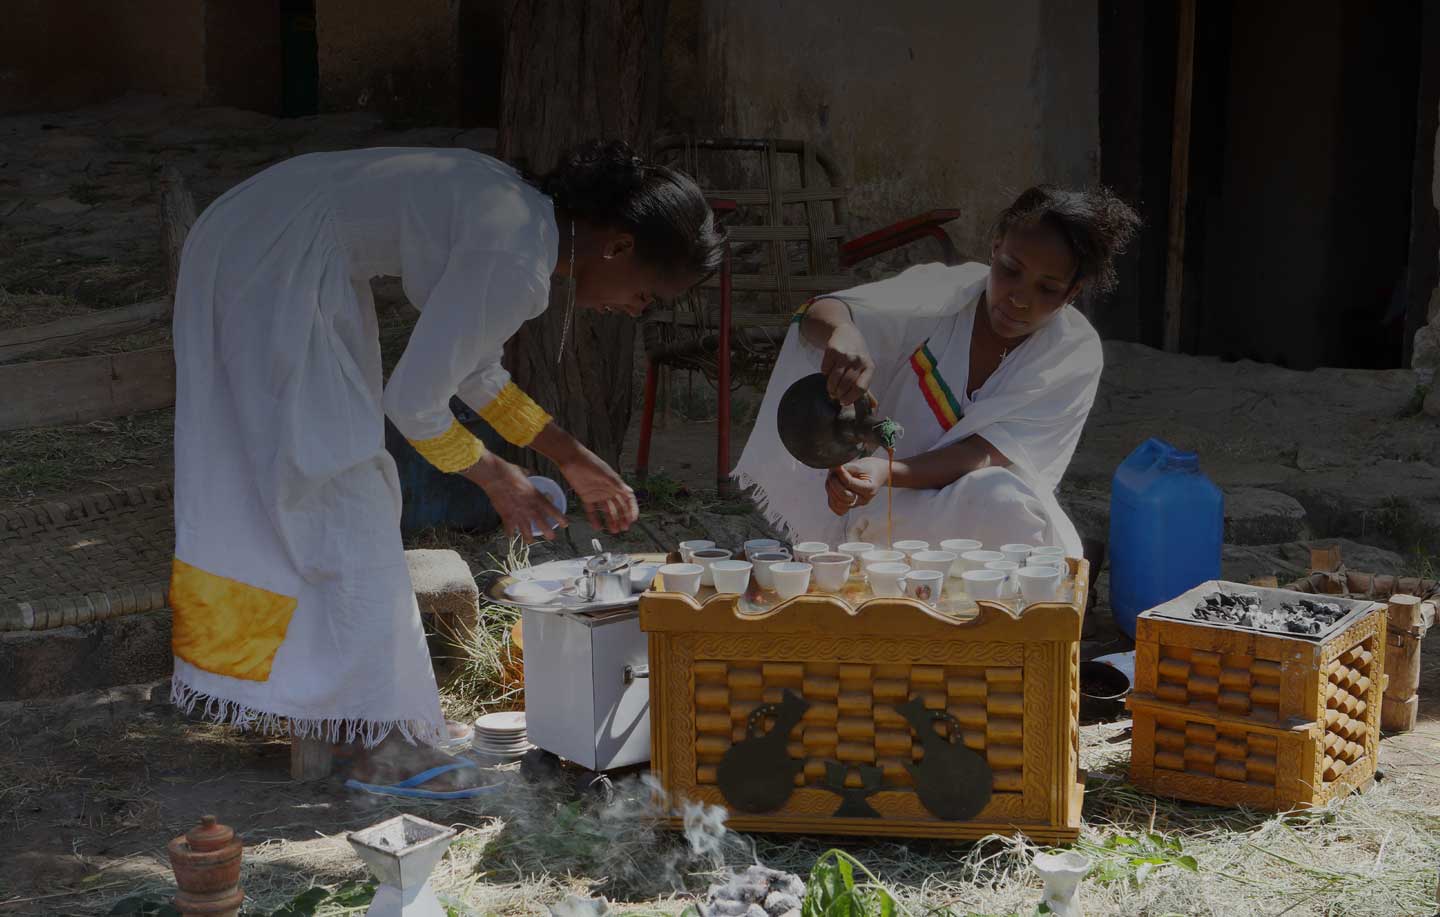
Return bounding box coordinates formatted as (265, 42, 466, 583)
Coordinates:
(896, 696, 993, 820)
(716, 689, 810, 813)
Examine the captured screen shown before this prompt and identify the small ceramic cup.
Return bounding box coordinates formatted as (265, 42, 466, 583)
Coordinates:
(893, 539, 930, 559)
(809, 552, 854, 592)
(1018, 565, 1063, 603)
(1029, 554, 1067, 572)
(961, 569, 1008, 600)
(984, 560, 1021, 596)
(909, 550, 958, 576)
(691, 548, 733, 586)
(999, 543, 1034, 565)
(710, 560, 753, 595)
(1031, 545, 1066, 559)
(793, 541, 830, 563)
(939, 539, 984, 576)
(771, 562, 812, 600)
(749, 551, 792, 590)
(679, 540, 716, 563)
(903, 569, 945, 603)
(742, 538, 782, 560)
(867, 562, 911, 598)
(658, 562, 704, 597)
(861, 549, 906, 573)
(960, 549, 1007, 573)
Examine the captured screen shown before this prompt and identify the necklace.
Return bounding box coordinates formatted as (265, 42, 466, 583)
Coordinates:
(555, 219, 576, 367)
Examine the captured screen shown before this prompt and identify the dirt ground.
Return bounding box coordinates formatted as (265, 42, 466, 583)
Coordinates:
(3, 95, 1439, 915)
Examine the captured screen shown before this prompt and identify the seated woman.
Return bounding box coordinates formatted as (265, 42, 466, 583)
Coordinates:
(734, 185, 1139, 556)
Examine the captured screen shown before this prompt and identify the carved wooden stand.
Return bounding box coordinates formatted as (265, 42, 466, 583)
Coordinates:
(641, 559, 1088, 843)
(1129, 581, 1387, 811)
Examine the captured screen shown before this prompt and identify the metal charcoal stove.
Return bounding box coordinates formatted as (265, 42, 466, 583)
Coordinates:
(1128, 580, 1388, 811)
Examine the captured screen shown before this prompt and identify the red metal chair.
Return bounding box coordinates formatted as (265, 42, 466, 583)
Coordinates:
(637, 137, 963, 491)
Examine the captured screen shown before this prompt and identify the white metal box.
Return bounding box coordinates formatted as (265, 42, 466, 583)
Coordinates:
(521, 606, 651, 770)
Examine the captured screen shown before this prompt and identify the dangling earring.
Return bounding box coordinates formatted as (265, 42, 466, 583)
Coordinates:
(555, 220, 577, 367)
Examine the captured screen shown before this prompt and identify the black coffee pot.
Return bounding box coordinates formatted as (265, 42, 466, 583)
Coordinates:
(776, 372, 904, 469)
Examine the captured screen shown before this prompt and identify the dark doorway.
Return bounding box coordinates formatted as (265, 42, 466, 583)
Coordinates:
(281, 0, 319, 118)
(1100, 0, 1425, 371)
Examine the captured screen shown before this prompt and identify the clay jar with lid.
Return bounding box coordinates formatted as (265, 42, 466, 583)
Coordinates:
(167, 815, 244, 916)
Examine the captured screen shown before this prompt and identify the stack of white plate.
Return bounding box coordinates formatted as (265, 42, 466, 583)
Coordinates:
(472, 711, 532, 762)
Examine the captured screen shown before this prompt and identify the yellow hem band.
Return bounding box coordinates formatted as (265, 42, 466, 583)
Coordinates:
(409, 419, 485, 473)
(478, 382, 553, 447)
(170, 558, 297, 682)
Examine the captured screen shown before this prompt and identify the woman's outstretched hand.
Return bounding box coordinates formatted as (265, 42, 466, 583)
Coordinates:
(463, 452, 568, 544)
(558, 445, 639, 535)
(820, 324, 875, 406)
(825, 457, 889, 516)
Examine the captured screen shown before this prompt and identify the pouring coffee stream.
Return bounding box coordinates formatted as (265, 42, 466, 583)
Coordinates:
(777, 373, 904, 547)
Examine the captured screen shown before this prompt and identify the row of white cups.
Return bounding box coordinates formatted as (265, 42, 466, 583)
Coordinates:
(656, 537, 1069, 606)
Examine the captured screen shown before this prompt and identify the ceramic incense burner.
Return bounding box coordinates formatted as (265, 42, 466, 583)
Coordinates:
(167, 815, 244, 916)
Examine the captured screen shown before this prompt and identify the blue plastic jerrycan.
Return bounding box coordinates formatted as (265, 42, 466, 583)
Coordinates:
(1108, 438, 1224, 638)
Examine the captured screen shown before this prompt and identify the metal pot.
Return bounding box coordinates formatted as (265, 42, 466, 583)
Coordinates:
(776, 373, 903, 469)
(577, 540, 633, 604)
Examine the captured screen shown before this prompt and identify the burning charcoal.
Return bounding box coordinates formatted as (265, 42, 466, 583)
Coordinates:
(699, 866, 808, 917)
(764, 891, 801, 914)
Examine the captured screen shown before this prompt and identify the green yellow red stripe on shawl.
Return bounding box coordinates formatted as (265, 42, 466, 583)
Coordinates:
(909, 339, 962, 431)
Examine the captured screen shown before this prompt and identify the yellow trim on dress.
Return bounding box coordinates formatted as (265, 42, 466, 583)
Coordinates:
(169, 558, 298, 682)
(409, 419, 485, 472)
(478, 382, 553, 447)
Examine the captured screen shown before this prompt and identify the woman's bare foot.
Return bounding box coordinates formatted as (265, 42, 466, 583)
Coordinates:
(347, 732, 480, 791)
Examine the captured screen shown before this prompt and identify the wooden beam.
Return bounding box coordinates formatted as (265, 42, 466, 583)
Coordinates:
(1162, 0, 1197, 353)
(0, 298, 171, 364)
(0, 347, 175, 431)
(157, 165, 196, 295)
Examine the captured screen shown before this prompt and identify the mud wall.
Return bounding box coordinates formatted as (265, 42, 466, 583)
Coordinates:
(661, 0, 1101, 268)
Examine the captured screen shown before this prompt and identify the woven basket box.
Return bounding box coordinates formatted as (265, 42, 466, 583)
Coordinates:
(1127, 580, 1387, 811)
(639, 559, 1089, 842)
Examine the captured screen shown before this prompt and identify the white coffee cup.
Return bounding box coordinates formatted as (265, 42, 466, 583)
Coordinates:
(904, 569, 945, 603)
(742, 539, 781, 560)
(861, 549, 906, 572)
(893, 540, 930, 559)
(658, 563, 703, 597)
(962, 569, 1008, 600)
(985, 560, 1021, 596)
(1018, 565, 1063, 603)
(909, 550, 958, 576)
(1029, 554, 1067, 572)
(939, 539, 983, 576)
(793, 541, 830, 563)
(527, 476, 568, 537)
(749, 551, 792, 590)
(771, 562, 812, 600)
(999, 543, 1034, 565)
(808, 552, 854, 592)
(691, 548, 733, 586)
(867, 562, 910, 598)
(711, 560, 753, 595)
(679, 540, 716, 563)
(960, 549, 1007, 573)
(1031, 545, 1066, 559)
(837, 541, 874, 562)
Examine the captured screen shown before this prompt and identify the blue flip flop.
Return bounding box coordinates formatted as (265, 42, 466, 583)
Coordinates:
(345, 760, 502, 800)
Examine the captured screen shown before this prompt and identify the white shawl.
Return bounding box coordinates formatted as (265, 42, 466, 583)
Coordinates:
(732, 262, 1103, 550)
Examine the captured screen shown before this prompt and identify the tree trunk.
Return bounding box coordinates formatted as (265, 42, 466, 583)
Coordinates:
(497, 0, 669, 471)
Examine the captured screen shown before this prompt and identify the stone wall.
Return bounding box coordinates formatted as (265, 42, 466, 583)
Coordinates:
(661, 0, 1100, 267)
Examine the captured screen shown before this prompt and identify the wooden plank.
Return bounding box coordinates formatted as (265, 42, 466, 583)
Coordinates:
(157, 165, 197, 295)
(1162, 0, 1197, 353)
(0, 298, 171, 364)
(0, 347, 175, 431)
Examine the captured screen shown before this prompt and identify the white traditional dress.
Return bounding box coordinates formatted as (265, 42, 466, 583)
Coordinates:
(733, 262, 1103, 556)
(170, 149, 556, 747)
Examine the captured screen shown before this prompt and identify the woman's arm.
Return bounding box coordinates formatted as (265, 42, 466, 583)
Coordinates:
(799, 298, 875, 406)
(826, 435, 1011, 514)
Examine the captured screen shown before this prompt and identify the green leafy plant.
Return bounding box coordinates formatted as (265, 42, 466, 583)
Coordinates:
(802, 849, 903, 917)
(1081, 832, 1199, 888)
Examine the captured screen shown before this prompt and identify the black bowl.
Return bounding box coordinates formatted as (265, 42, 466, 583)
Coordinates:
(1079, 660, 1132, 721)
